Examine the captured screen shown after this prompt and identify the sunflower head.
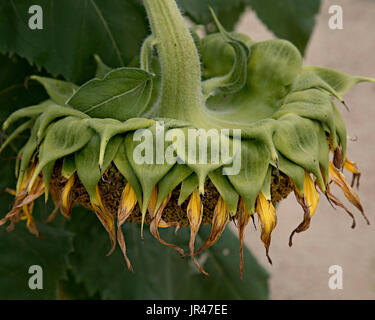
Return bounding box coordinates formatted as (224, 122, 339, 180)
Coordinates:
(1, 0, 373, 276)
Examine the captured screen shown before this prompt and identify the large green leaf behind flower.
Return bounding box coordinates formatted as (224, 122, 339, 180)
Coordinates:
(66, 207, 269, 300)
(0, 0, 149, 83)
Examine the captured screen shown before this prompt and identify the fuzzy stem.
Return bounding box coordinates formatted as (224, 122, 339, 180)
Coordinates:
(143, 0, 204, 121)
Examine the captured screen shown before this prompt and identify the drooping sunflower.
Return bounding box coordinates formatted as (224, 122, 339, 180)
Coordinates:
(1, 0, 373, 277)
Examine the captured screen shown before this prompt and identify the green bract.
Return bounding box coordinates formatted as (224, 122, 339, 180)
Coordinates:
(1, 0, 373, 276)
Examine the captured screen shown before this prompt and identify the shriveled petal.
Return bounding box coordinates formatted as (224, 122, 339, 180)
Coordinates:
(333, 145, 344, 169)
(1, 170, 44, 235)
(289, 190, 311, 247)
(90, 186, 116, 256)
(237, 198, 251, 279)
(344, 157, 361, 188)
(117, 183, 138, 271)
(326, 188, 356, 228)
(256, 192, 276, 265)
(150, 192, 184, 256)
(289, 172, 320, 246)
(187, 190, 208, 276)
(60, 175, 75, 217)
(195, 196, 229, 255)
(22, 203, 39, 237)
(17, 160, 38, 194)
(304, 172, 319, 217)
(329, 161, 369, 225)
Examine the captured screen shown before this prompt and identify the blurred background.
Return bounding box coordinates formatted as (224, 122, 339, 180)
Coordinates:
(236, 0, 375, 300)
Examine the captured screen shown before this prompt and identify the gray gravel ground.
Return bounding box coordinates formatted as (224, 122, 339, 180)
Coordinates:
(236, 0, 375, 300)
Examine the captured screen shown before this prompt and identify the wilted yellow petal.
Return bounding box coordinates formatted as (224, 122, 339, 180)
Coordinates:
(256, 192, 276, 265)
(5, 188, 17, 196)
(91, 186, 116, 255)
(61, 175, 75, 215)
(117, 183, 138, 271)
(118, 183, 137, 226)
(21, 203, 33, 227)
(187, 190, 208, 276)
(329, 161, 369, 225)
(187, 190, 201, 227)
(344, 158, 359, 174)
(195, 196, 229, 256)
(344, 157, 361, 188)
(304, 172, 319, 217)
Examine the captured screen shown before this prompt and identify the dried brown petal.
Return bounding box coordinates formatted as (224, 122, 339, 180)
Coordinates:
(329, 162, 369, 225)
(187, 190, 208, 276)
(237, 198, 251, 279)
(344, 158, 361, 188)
(150, 192, 184, 256)
(194, 196, 229, 256)
(289, 190, 311, 247)
(90, 186, 116, 256)
(117, 183, 138, 271)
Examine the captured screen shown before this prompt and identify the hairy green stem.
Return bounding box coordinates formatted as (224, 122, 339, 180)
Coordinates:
(143, 0, 204, 121)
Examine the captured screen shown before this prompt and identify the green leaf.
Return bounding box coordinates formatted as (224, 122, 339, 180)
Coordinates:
(200, 32, 253, 79)
(202, 9, 250, 97)
(0, 118, 34, 154)
(331, 101, 347, 159)
(273, 114, 324, 189)
(30, 76, 78, 106)
(2, 100, 52, 131)
(274, 89, 338, 149)
(74, 135, 102, 202)
(0, 0, 149, 83)
(94, 55, 113, 79)
(84, 117, 154, 169)
(42, 160, 55, 201)
(125, 129, 174, 221)
(66, 207, 269, 299)
(270, 152, 305, 195)
(178, 173, 198, 205)
(29, 117, 94, 191)
(67, 68, 154, 121)
(75, 134, 121, 203)
(0, 54, 48, 194)
(0, 223, 73, 299)
(178, 0, 246, 31)
(113, 138, 143, 207)
(170, 127, 224, 195)
(304, 66, 375, 95)
(245, 0, 321, 54)
(58, 270, 100, 300)
(208, 169, 239, 215)
(227, 140, 270, 212)
(155, 164, 193, 212)
(61, 155, 77, 180)
(36, 105, 89, 140)
(247, 39, 302, 94)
